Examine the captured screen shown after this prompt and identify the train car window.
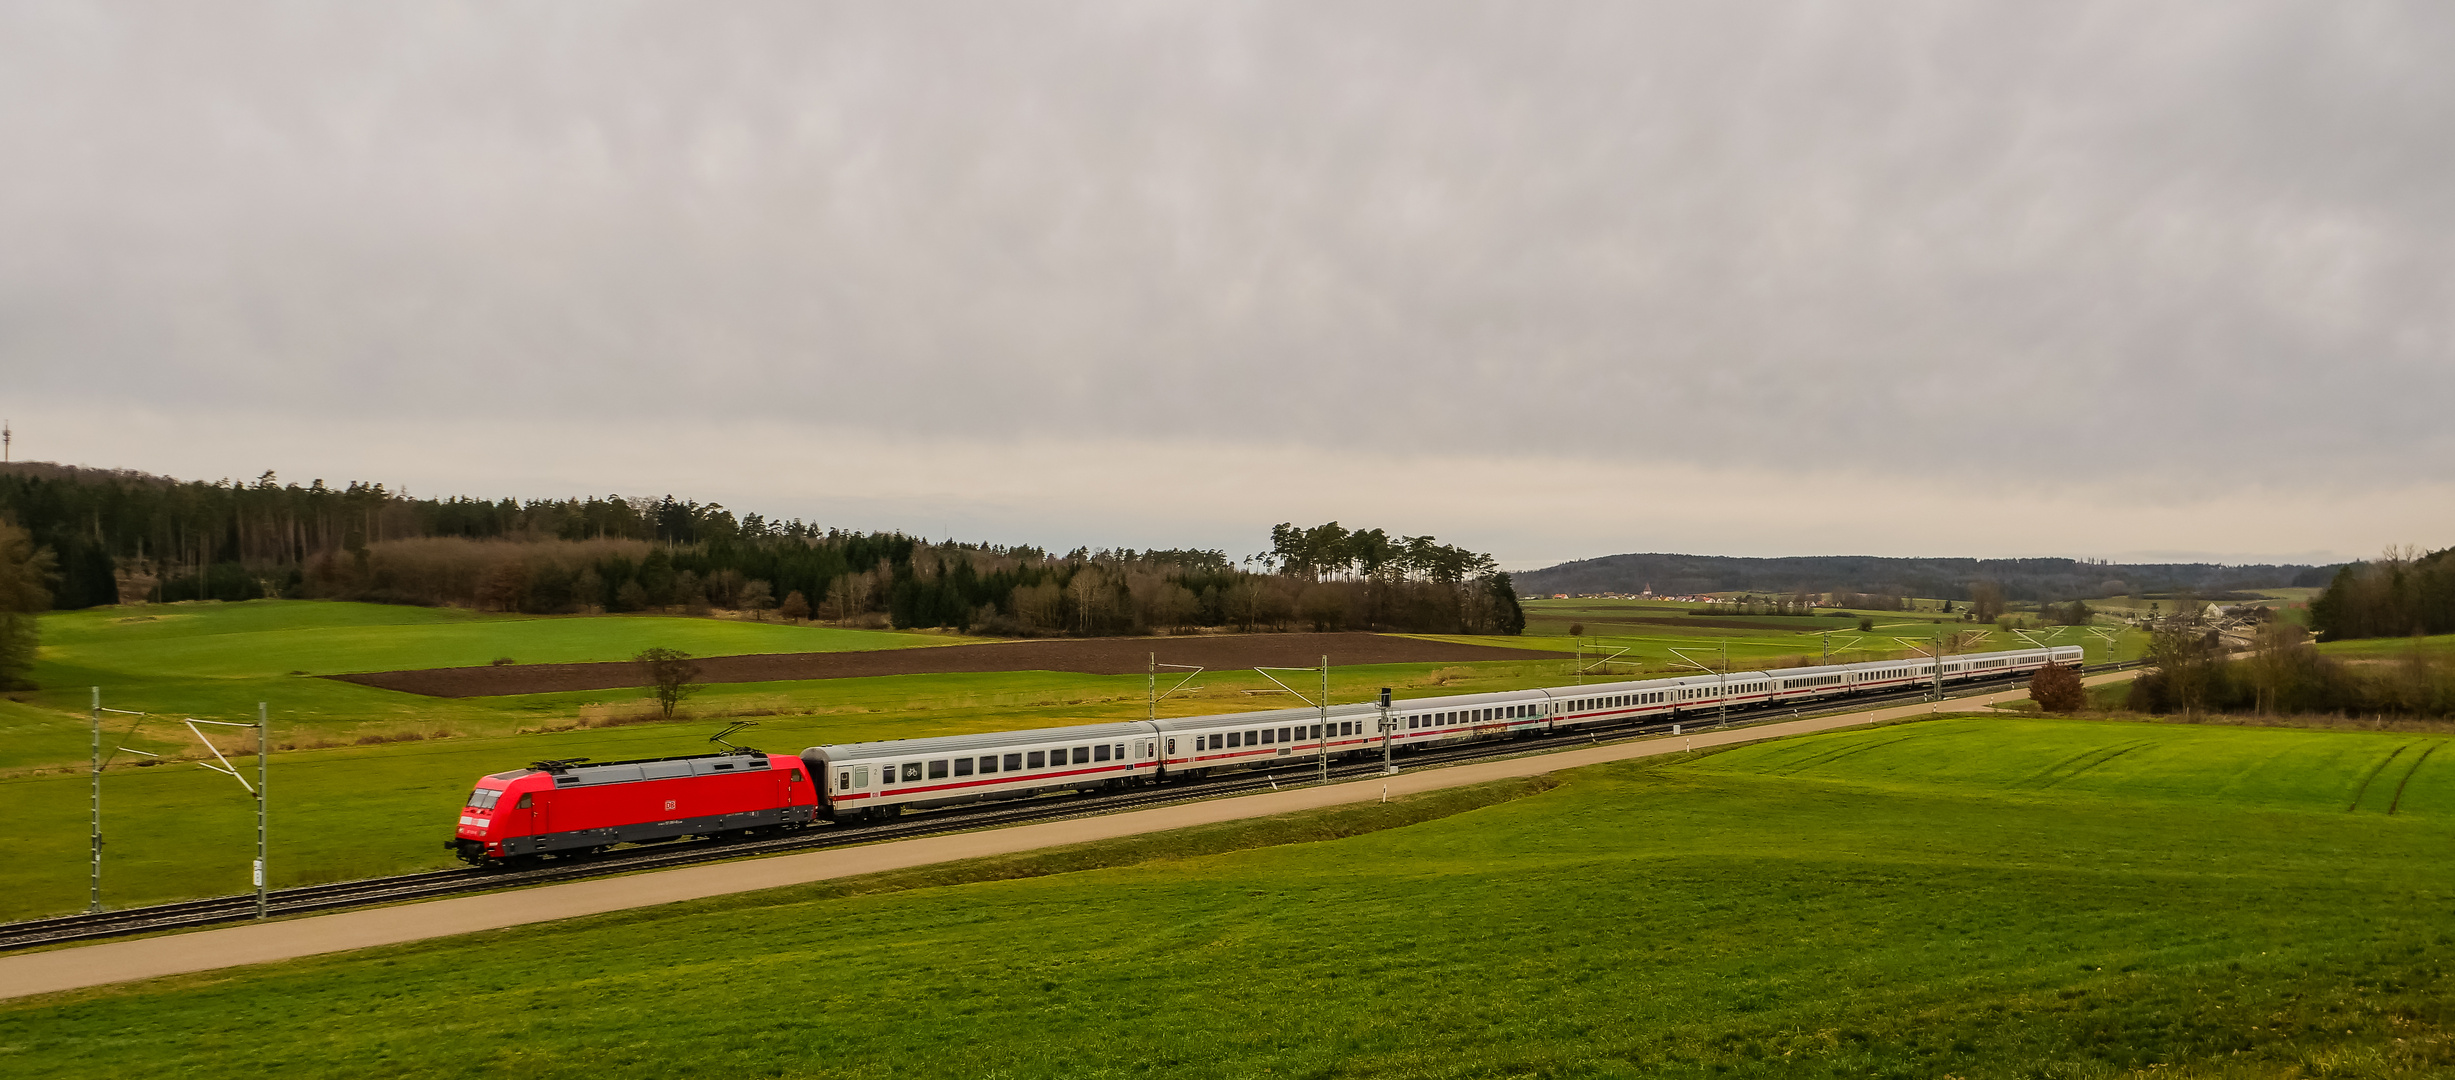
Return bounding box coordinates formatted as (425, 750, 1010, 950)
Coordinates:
(928, 760, 948, 780)
(1209, 734, 1223, 750)
(954, 758, 975, 777)
(1225, 732, 1240, 748)
(1115, 744, 1126, 760)
(1258, 728, 1273, 745)
(1027, 751, 1047, 769)
(515, 793, 533, 808)
(854, 765, 870, 788)
(1166, 738, 1176, 755)
(1003, 753, 1023, 772)
(1278, 727, 1292, 742)
(837, 772, 851, 790)
(1072, 747, 1090, 764)
(1094, 744, 1111, 762)
(899, 763, 920, 783)
(978, 756, 997, 774)
(1245, 730, 1259, 746)
(1407, 716, 1418, 730)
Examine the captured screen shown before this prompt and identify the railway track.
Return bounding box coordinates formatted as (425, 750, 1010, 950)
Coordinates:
(0, 661, 2139, 952)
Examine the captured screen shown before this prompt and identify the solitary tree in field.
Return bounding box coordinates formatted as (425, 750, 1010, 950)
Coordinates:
(635, 647, 703, 720)
(1969, 581, 2007, 623)
(777, 589, 810, 622)
(2028, 662, 2086, 713)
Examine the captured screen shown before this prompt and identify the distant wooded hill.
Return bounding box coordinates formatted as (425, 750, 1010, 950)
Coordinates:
(1516, 552, 2333, 604)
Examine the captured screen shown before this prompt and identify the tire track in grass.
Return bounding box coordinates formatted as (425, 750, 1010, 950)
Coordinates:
(1764, 731, 1936, 777)
(2032, 742, 2150, 790)
(2345, 743, 2411, 813)
(2015, 741, 2147, 790)
(2387, 742, 2442, 815)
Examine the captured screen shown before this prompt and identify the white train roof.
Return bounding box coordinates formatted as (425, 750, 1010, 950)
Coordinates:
(806, 720, 1152, 762)
(799, 645, 2084, 762)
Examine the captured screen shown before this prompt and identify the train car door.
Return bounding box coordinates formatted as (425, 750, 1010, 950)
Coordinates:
(515, 790, 541, 849)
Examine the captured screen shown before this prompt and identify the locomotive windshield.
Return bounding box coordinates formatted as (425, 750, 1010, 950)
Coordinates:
(466, 787, 503, 810)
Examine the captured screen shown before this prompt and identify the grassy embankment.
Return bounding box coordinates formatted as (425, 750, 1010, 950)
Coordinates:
(0, 599, 2134, 919)
(5, 717, 2449, 1078)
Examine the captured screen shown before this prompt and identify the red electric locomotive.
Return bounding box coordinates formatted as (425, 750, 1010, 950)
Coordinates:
(447, 748, 818, 865)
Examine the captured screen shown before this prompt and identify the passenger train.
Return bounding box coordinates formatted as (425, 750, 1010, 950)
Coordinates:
(450, 645, 2080, 862)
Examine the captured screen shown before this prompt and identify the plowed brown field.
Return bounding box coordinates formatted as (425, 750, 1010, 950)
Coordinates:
(330, 632, 1567, 698)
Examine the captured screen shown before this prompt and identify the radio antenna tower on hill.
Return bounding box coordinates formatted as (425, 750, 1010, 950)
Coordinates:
(3, 419, 10, 462)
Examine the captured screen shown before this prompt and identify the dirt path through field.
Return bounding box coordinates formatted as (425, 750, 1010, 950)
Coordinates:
(332, 632, 1570, 698)
(0, 672, 2138, 1001)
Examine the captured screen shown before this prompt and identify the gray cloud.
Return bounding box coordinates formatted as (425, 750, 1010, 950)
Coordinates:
(4, 2, 2452, 505)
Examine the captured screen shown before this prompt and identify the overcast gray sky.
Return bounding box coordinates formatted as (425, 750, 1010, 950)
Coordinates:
(5, 2, 2450, 568)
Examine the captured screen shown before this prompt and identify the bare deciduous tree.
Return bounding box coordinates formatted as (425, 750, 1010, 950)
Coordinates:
(737, 579, 774, 619)
(1969, 581, 2006, 623)
(635, 647, 703, 720)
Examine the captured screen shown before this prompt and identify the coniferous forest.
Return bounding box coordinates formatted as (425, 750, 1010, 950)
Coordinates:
(0, 463, 1524, 637)
(2308, 547, 2455, 642)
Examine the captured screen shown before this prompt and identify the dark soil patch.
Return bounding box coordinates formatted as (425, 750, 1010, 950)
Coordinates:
(330, 633, 1569, 699)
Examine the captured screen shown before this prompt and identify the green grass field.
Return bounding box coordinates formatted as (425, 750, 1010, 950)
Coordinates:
(0, 656, 1585, 919)
(0, 598, 2144, 919)
(7, 600, 965, 742)
(5, 717, 2447, 1078)
(2317, 632, 2455, 659)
